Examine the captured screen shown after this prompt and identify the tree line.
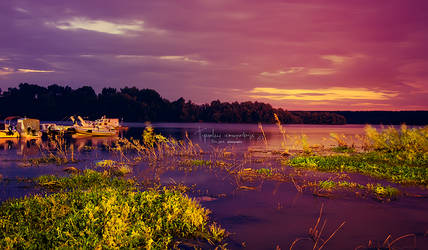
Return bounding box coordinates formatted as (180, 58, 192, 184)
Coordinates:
(0, 83, 347, 124)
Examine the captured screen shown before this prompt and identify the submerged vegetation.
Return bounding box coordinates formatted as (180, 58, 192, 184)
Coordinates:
(0, 170, 226, 249)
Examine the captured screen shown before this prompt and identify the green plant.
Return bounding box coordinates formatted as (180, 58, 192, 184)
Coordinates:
(289, 152, 428, 185)
(256, 168, 273, 176)
(1, 170, 226, 249)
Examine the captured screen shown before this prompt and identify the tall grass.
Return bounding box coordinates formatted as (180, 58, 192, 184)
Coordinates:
(274, 113, 289, 154)
(28, 136, 76, 165)
(365, 125, 428, 160)
(289, 125, 428, 185)
(113, 124, 202, 162)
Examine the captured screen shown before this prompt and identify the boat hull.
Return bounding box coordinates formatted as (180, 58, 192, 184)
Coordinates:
(71, 127, 117, 137)
(0, 130, 20, 138)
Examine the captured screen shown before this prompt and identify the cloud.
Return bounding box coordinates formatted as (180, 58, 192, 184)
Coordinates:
(321, 55, 348, 65)
(159, 56, 209, 65)
(48, 18, 144, 35)
(18, 69, 55, 73)
(0, 67, 54, 76)
(0, 67, 14, 76)
(249, 87, 398, 101)
(260, 67, 304, 77)
(307, 68, 336, 76)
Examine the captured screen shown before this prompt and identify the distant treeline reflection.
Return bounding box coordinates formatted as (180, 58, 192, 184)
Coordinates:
(0, 83, 426, 124)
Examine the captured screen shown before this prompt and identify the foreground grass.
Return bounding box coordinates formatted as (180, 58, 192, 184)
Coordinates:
(0, 170, 226, 249)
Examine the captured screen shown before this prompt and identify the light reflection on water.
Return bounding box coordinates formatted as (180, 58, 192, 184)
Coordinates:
(0, 123, 427, 249)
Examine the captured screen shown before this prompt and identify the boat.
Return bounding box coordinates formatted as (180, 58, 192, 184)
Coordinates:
(94, 116, 128, 130)
(40, 123, 71, 137)
(0, 117, 20, 138)
(16, 118, 42, 138)
(66, 116, 118, 138)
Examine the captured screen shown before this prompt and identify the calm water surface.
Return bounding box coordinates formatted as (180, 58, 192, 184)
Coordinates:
(0, 123, 427, 249)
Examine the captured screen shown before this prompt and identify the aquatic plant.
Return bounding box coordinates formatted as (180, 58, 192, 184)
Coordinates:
(300, 134, 312, 155)
(355, 233, 417, 249)
(256, 168, 273, 176)
(28, 136, 76, 165)
(1, 170, 226, 249)
(366, 183, 400, 200)
(289, 153, 428, 185)
(258, 122, 268, 148)
(312, 180, 400, 200)
(274, 113, 289, 154)
(181, 159, 212, 167)
(290, 204, 346, 250)
(95, 159, 132, 176)
(330, 133, 348, 148)
(112, 125, 202, 163)
(365, 125, 428, 158)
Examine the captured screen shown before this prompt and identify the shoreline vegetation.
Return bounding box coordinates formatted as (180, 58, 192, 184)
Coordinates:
(1, 83, 427, 124)
(0, 114, 427, 248)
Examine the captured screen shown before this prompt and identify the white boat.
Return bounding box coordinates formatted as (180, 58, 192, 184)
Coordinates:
(67, 116, 118, 137)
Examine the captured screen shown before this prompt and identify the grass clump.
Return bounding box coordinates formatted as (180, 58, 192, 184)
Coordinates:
(1, 170, 226, 249)
(182, 159, 212, 167)
(256, 168, 273, 177)
(289, 126, 428, 185)
(315, 180, 399, 200)
(96, 159, 132, 176)
(289, 153, 428, 185)
(366, 183, 400, 199)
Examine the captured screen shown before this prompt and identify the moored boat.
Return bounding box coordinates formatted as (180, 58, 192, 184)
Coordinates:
(94, 116, 128, 130)
(0, 117, 20, 138)
(16, 118, 42, 138)
(66, 116, 118, 137)
(40, 123, 71, 137)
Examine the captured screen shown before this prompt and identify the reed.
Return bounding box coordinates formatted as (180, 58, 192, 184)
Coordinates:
(28, 136, 77, 165)
(274, 113, 289, 154)
(258, 122, 268, 148)
(112, 125, 202, 164)
(289, 204, 346, 250)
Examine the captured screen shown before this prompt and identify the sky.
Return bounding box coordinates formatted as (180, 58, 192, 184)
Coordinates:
(0, 0, 427, 110)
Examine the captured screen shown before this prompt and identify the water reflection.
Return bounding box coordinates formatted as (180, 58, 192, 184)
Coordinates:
(0, 124, 372, 157)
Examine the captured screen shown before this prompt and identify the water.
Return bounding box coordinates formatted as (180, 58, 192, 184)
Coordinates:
(0, 123, 427, 249)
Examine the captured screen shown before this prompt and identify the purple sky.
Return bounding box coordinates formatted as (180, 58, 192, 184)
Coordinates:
(1, 0, 427, 110)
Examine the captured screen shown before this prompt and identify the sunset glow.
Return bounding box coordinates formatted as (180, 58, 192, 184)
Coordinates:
(0, 0, 427, 110)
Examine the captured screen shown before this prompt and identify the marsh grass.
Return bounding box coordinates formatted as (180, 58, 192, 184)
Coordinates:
(289, 152, 428, 185)
(274, 113, 289, 155)
(355, 233, 417, 250)
(290, 204, 346, 250)
(1, 170, 226, 249)
(313, 180, 400, 200)
(112, 125, 202, 163)
(181, 159, 212, 167)
(27, 136, 77, 166)
(288, 124, 428, 185)
(96, 159, 132, 176)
